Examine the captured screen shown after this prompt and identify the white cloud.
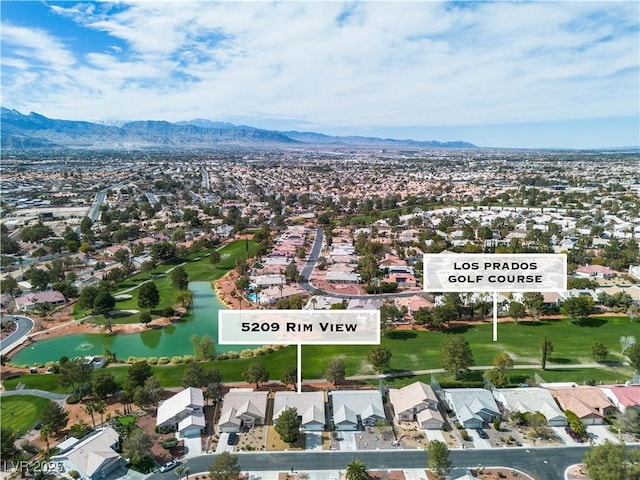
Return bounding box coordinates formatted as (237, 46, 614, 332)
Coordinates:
(2, 1, 638, 132)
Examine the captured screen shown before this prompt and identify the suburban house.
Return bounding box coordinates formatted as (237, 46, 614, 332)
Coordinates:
(156, 387, 205, 437)
(442, 388, 501, 429)
(384, 272, 417, 287)
(550, 386, 617, 425)
(218, 388, 269, 433)
(575, 265, 617, 279)
(600, 384, 640, 413)
(325, 271, 362, 284)
(51, 427, 123, 480)
(272, 391, 326, 431)
(388, 381, 444, 430)
(14, 290, 65, 311)
(330, 390, 385, 431)
(493, 388, 567, 427)
(394, 295, 433, 316)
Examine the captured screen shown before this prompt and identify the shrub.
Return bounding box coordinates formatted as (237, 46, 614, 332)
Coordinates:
(226, 351, 239, 359)
(126, 356, 138, 364)
(216, 353, 228, 360)
(158, 357, 170, 365)
(170, 356, 183, 364)
(66, 396, 79, 404)
(460, 430, 470, 441)
(147, 357, 158, 365)
(161, 437, 178, 449)
(69, 471, 80, 479)
(240, 349, 254, 358)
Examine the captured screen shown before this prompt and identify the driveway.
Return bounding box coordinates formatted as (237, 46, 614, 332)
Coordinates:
(182, 435, 202, 457)
(586, 425, 619, 445)
(305, 432, 323, 450)
(552, 426, 579, 445)
(215, 433, 234, 453)
(336, 431, 357, 451)
(425, 429, 446, 443)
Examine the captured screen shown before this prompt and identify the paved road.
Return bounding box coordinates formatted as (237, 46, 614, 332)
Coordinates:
(0, 315, 34, 356)
(146, 445, 631, 480)
(0, 389, 68, 408)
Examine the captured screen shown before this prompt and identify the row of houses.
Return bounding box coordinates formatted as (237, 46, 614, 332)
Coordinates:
(155, 381, 640, 440)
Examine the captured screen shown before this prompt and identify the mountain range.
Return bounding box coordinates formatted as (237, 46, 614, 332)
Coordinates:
(0, 108, 476, 150)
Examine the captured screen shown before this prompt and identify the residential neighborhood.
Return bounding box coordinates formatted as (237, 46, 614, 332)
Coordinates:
(1, 147, 639, 480)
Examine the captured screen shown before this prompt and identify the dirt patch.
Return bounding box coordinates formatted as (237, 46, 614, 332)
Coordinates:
(566, 464, 589, 480)
(473, 467, 536, 480)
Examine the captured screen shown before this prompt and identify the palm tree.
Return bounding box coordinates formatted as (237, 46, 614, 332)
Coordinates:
(94, 400, 107, 426)
(84, 401, 96, 428)
(345, 458, 369, 480)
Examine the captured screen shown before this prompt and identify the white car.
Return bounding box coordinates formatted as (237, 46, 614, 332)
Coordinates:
(159, 460, 178, 472)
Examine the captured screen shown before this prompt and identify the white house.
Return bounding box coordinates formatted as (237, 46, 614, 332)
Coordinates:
(218, 388, 269, 433)
(443, 388, 501, 429)
(156, 387, 205, 437)
(330, 390, 385, 431)
(388, 382, 444, 430)
(51, 427, 123, 480)
(272, 391, 326, 431)
(493, 388, 567, 427)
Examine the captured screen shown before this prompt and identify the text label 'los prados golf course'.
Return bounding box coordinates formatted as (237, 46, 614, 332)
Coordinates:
(423, 253, 567, 293)
(218, 310, 380, 345)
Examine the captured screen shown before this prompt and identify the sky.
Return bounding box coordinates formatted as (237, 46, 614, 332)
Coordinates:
(1, 1, 639, 149)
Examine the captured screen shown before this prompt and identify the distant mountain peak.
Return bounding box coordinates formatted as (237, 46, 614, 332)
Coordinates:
(0, 108, 477, 150)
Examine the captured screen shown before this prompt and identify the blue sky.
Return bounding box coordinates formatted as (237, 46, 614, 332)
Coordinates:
(1, 1, 638, 149)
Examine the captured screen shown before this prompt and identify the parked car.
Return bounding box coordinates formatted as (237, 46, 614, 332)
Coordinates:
(33, 423, 42, 430)
(227, 432, 238, 445)
(160, 460, 178, 472)
(475, 428, 489, 439)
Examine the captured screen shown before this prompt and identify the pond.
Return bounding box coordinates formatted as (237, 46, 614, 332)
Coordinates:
(11, 282, 249, 365)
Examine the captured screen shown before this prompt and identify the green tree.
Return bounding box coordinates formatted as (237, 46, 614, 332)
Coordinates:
(241, 363, 269, 388)
(209, 451, 241, 480)
(122, 427, 154, 468)
(561, 296, 594, 323)
(170, 265, 189, 290)
(69, 421, 92, 439)
(1, 426, 16, 457)
(191, 334, 215, 359)
(139, 311, 152, 326)
(0, 276, 20, 296)
(93, 291, 115, 316)
(540, 336, 554, 370)
(274, 407, 301, 444)
(59, 358, 92, 394)
(345, 458, 369, 480)
(427, 439, 452, 478)
(508, 301, 526, 323)
(485, 368, 509, 388)
(440, 335, 474, 378)
(367, 345, 392, 373)
(523, 292, 545, 321)
(137, 281, 160, 311)
(91, 371, 118, 400)
(627, 343, 640, 372)
(325, 358, 346, 386)
(209, 250, 221, 267)
(175, 290, 194, 308)
(78, 286, 99, 311)
(379, 303, 403, 335)
(591, 342, 609, 362)
(133, 376, 162, 410)
(280, 366, 297, 390)
(41, 402, 69, 437)
(27, 267, 50, 291)
(583, 440, 640, 480)
(492, 352, 514, 370)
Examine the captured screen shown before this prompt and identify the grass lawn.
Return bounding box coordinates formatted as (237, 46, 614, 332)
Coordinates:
(79, 240, 257, 324)
(302, 316, 637, 379)
(105, 345, 296, 387)
(115, 415, 137, 427)
(0, 395, 53, 435)
(2, 373, 66, 393)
